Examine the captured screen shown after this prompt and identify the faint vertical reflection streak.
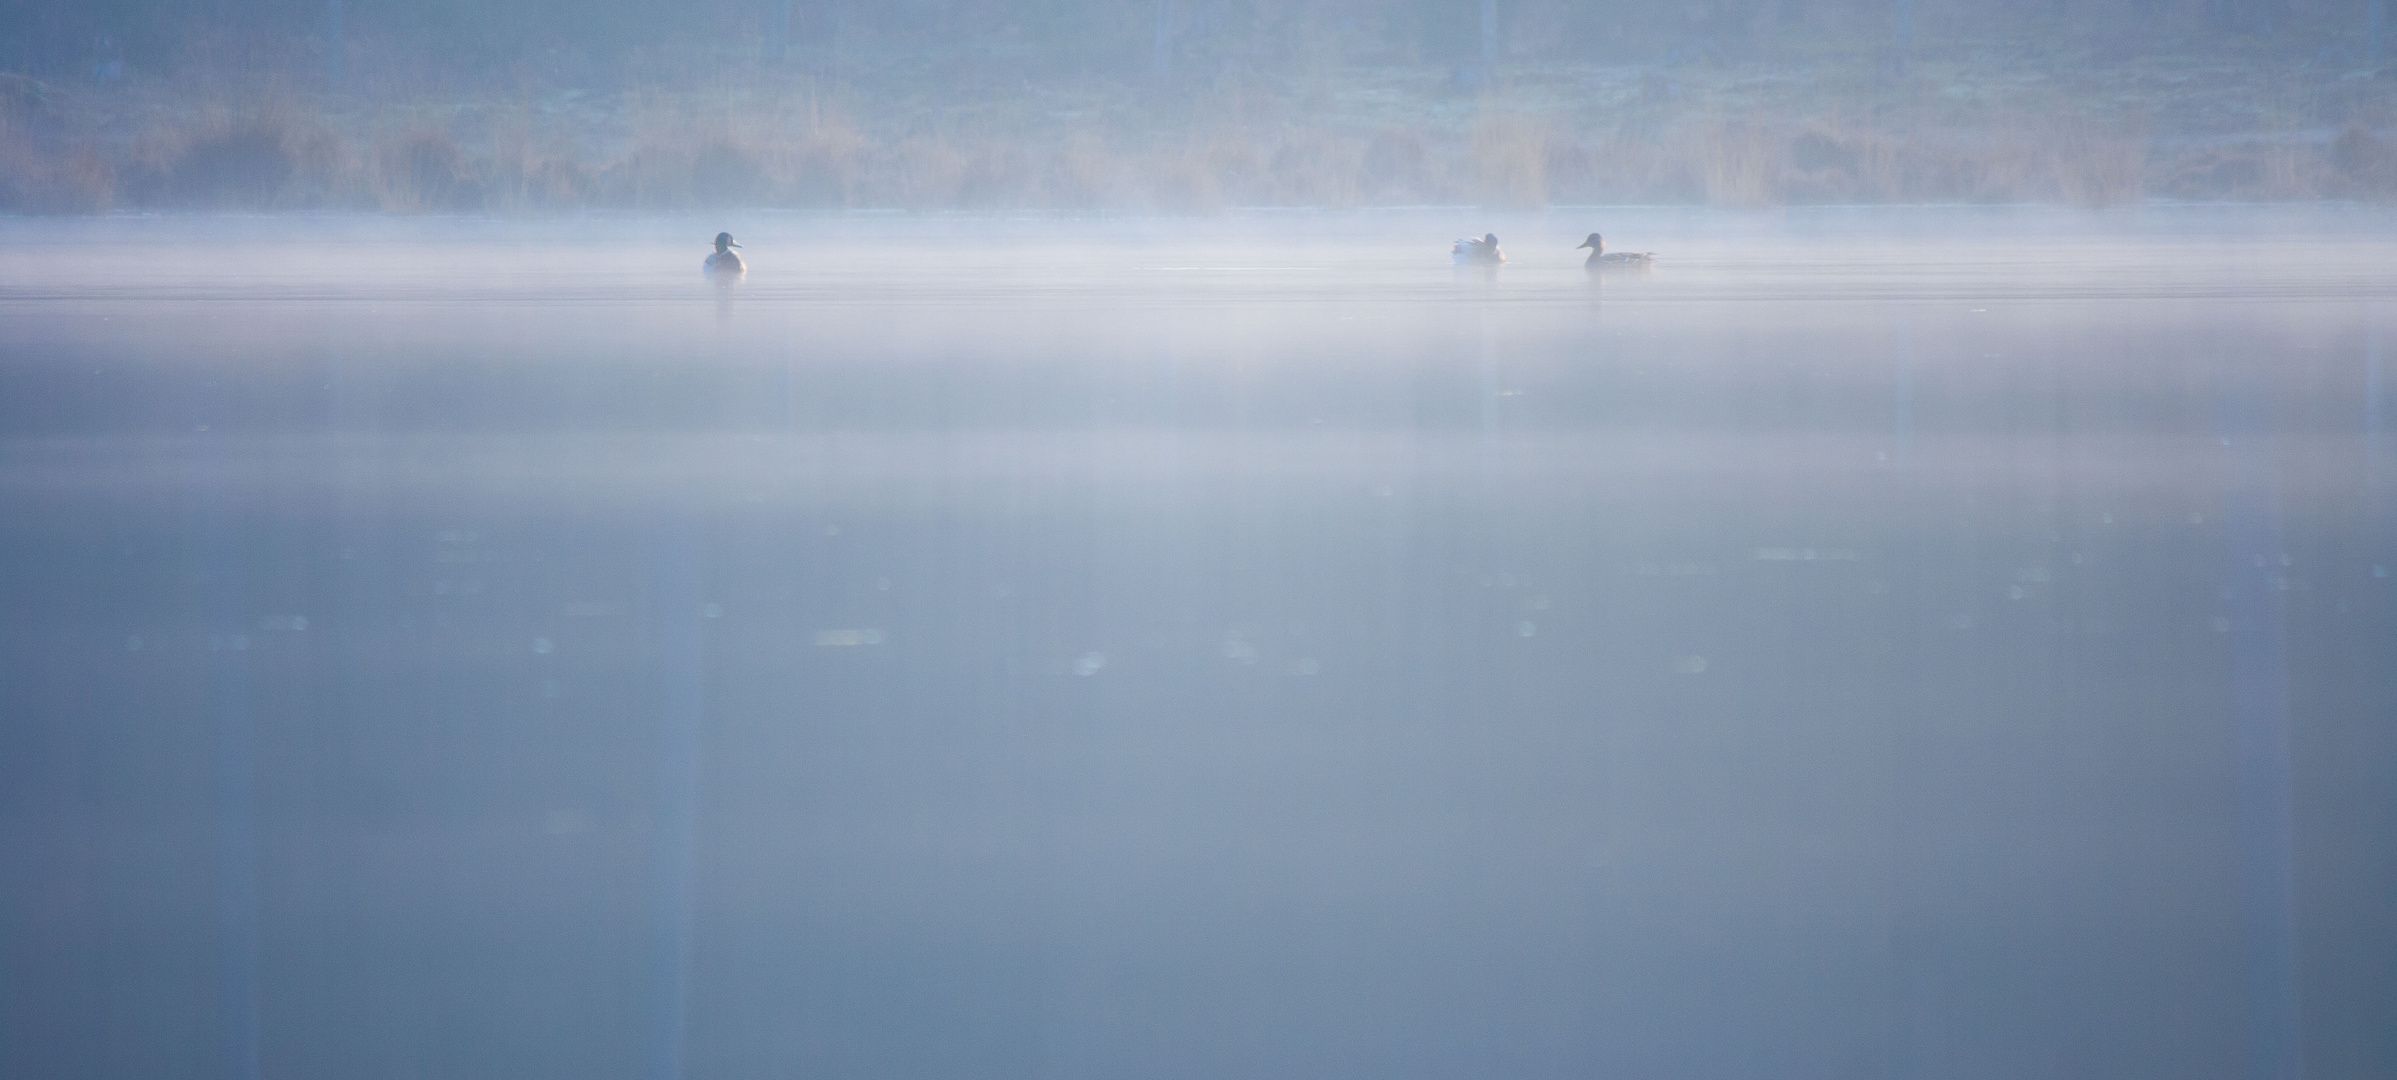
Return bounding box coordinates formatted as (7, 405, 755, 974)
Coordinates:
(2367, 324, 2381, 492)
(2216, 373, 2304, 1080)
(1892, 317, 1914, 466)
(198, 438, 260, 1080)
(646, 517, 707, 1080)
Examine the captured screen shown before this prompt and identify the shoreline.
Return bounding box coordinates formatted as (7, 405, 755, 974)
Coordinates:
(4, 53, 2393, 215)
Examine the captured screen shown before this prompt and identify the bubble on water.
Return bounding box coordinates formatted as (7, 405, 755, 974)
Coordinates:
(2009, 585, 2026, 600)
(1292, 658, 1320, 676)
(539, 679, 561, 699)
(1221, 634, 1257, 663)
(702, 603, 723, 618)
(1948, 614, 1973, 630)
(2375, 565, 2388, 578)
(1669, 655, 1707, 674)
(1517, 621, 1536, 637)
(531, 638, 553, 654)
(2210, 617, 2232, 633)
(1074, 652, 1106, 676)
(876, 577, 892, 591)
(125, 635, 142, 652)
(2189, 513, 2205, 524)
(815, 629, 884, 647)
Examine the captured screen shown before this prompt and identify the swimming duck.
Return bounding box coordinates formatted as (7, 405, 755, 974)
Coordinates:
(1578, 233, 1653, 268)
(1451, 232, 1504, 265)
(704, 232, 745, 275)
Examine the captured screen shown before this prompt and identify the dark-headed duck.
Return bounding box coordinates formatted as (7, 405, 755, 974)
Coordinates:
(1578, 233, 1653, 268)
(704, 232, 745, 275)
(1451, 232, 1505, 265)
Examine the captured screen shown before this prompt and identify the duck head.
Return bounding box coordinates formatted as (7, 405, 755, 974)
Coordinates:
(1482, 233, 1499, 246)
(714, 232, 740, 253)
(1577, 233, 1603, 253)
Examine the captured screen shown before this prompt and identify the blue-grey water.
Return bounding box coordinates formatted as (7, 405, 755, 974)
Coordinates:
(2, 208, 2392, 1080)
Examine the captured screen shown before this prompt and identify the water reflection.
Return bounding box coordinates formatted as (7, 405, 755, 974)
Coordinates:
(0, 208, 2391, 1080)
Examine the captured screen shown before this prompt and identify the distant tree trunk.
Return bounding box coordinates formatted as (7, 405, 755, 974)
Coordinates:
(768, 0, 790, 62)
(324, 0, 342, 89)
(1479, 0, 1497, 64)
(1152, 0, 1173, 78)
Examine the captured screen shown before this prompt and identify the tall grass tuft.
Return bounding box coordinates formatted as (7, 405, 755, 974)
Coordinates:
(2329, 125, 2397, 200)
(0, 75, 115, 213)
(0, 142, 114, 213)
(1471, 113, 1547, 209)
(1695, 121, 1781, 206)
(171, 117, 298, 208)
(1357, 127, 1431, 203)
(375, 129, 482, 212)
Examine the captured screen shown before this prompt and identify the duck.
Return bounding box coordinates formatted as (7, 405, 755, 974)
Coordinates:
(704, 232, 745, 275)
(1578, 233, 1653, 268)
(1451, 232, 1504, 265)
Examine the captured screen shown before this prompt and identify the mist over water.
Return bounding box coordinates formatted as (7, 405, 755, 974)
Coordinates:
(2, 208, 2393, 1080)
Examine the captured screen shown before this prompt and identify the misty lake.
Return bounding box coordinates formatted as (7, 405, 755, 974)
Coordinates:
(3, 206, 2392, 1080)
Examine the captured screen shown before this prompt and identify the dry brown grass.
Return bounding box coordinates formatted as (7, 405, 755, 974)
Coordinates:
(1470, 112, 1548, 209)
(2328, 125, 2397, 200)
(0, 140, 114, 213)
(374, 129, 481, 211)
(0, 51, 2384, 215)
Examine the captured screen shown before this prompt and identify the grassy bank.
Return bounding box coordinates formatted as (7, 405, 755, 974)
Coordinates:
(4, 44, 2394, 214)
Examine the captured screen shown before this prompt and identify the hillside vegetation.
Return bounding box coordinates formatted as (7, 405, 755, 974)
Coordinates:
(3, 2, 2393, 212)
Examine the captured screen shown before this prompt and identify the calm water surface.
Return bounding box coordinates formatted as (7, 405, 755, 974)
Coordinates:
(2, 208, 2392, 1080)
